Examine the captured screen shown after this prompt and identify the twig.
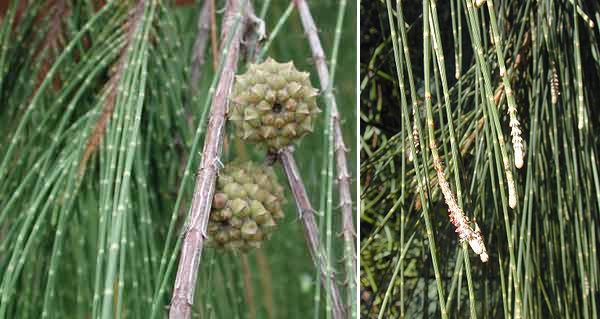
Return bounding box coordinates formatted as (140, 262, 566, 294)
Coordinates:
(240, 254, 257, 319)
(240, 5, 265, 62)
(183, 0, 216, 132)
(189, 0, 212, 83)
(278, 148, 347, 319)
(293, 0, 356, 294)
(169, 1, 245, 318)
(210, 0, 218, 68)
(256, 249, 275, 319)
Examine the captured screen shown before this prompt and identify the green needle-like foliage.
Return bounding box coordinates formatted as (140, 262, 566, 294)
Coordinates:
(0, 1, 356, 318)
(361, 0, 600, 318)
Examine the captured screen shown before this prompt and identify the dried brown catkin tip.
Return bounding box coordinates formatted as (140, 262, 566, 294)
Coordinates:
(551, 66, 560, 105)
(511, 119, 524, 169)
(508, 176, 517, 209)
(514, 148, 524, 169)
(411, 107, 420, 156)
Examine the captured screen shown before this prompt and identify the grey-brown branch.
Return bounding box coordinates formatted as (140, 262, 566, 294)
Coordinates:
(188, 0, 212, 99)
(278, 148, 347, 319)
(185, 0, 220, 131)
(169, 1, 244, 318)
(293, 0, 356, 292)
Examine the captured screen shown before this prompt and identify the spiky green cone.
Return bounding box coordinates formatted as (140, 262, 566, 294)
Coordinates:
(229, 57, 321, 150)
(207, 160, 286, 251)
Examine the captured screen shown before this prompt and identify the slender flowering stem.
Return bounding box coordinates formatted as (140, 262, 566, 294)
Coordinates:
(485, 0, 524, 169)
(424, 0, 488, 263)
(462, 1, 523, 311)
(426, 3, 479, 314)
(169, 1, 246, 318)
(392, 3, 448, 317)
(463, 0, 517, 209)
